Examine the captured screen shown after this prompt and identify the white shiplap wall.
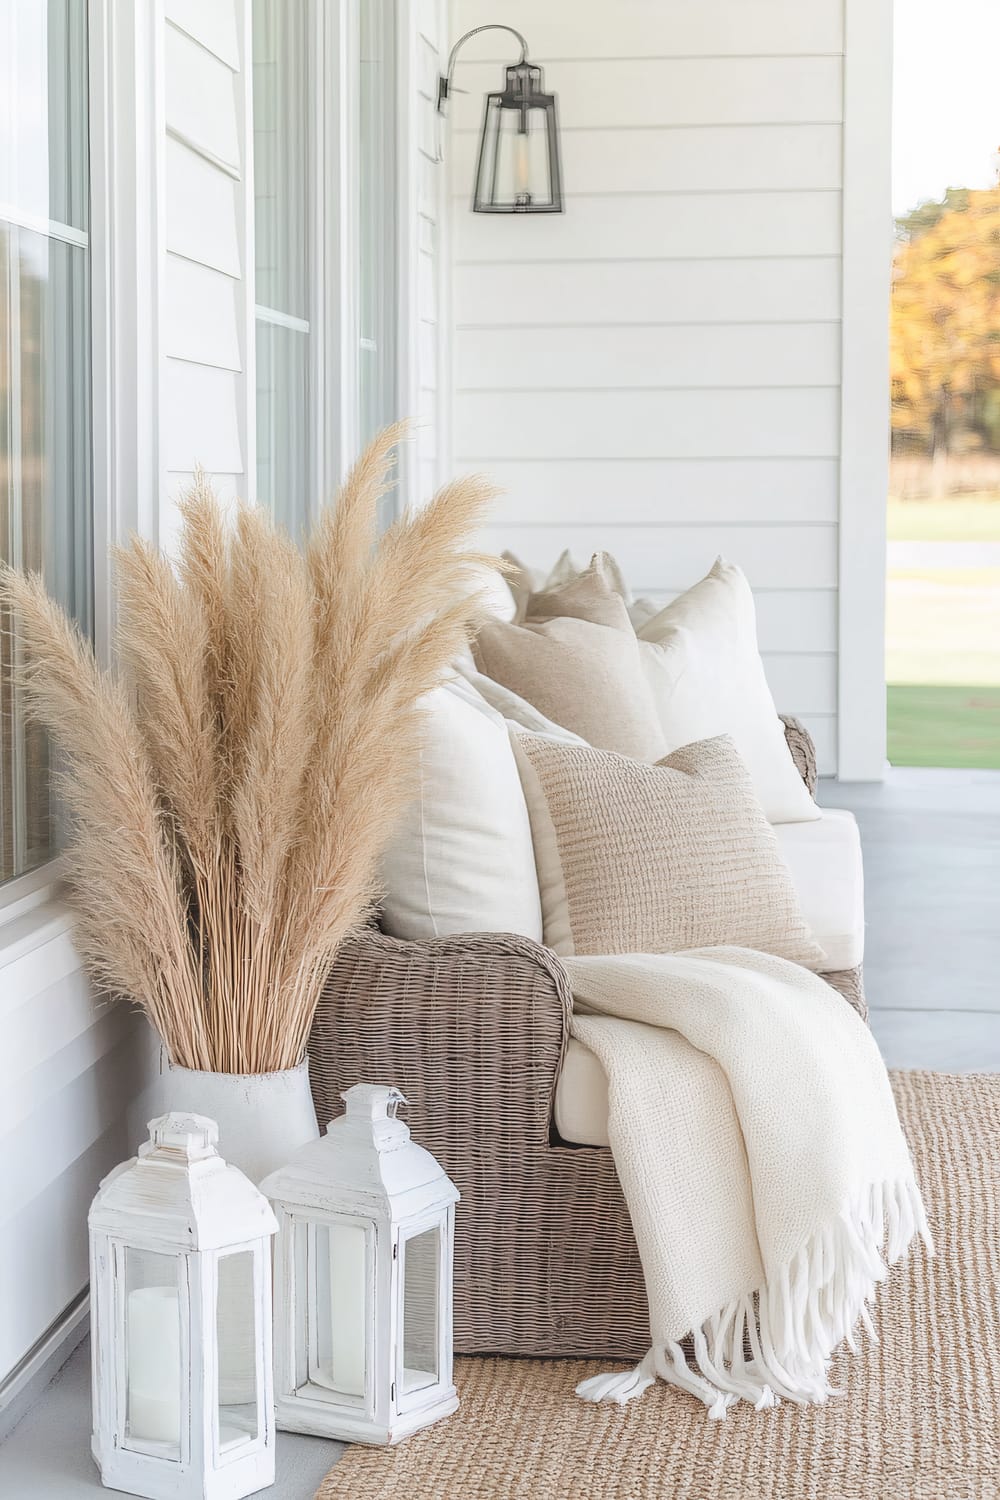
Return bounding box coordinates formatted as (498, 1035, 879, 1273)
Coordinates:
(161, 0, 254, 538)
(448, 0, 850, 772)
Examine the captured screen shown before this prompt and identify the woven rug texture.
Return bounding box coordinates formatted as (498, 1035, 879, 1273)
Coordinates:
(316, 1070, 1000, 1500)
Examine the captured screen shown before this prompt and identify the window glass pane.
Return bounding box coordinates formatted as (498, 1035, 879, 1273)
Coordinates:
(0, 0, 89, 231)
(124, 1248, 183, 1458)
(253, 0, 309, 528)
(252, 0, 308, 318)
(401, 1227, 439, 1396)
(255, 318, 308, 533)
(216, 1250, 259, 1452)
(1, 127, 92, 883)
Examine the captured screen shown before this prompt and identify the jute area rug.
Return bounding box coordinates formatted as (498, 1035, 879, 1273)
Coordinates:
(316, 1071, 1000, 1500)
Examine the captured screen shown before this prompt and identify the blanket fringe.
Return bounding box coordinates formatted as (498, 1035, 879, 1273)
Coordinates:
(577, 1175, 932, 1417)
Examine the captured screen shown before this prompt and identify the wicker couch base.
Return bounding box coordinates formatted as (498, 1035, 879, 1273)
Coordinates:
(311, 931, 866, 1361)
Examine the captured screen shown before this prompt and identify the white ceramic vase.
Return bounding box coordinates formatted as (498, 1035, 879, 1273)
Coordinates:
(156, 1054, 320, 1404)
(159, 1054, 321, 1183)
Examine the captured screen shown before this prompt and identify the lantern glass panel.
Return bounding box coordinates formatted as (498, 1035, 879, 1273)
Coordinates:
(400, 1226, 440, 1396)
(296, 1217, 371, 1403)
(123, 1247, 183, 1458)
(215, 1249, 259, 1451)
(477, 97, 556, 211)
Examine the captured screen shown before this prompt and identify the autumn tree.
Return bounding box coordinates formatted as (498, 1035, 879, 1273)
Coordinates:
(890, 185, 1000, 454)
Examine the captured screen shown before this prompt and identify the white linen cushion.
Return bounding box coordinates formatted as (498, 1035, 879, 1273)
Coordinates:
(379, 677, 543, 941)
(555, 1035, 612, 1147)
(637, 558, 820, 825)
(774, 807, 865, 972)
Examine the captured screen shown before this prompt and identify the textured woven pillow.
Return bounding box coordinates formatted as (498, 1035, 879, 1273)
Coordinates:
(473, 608, 665, 763)
(512, 730, 825, 966)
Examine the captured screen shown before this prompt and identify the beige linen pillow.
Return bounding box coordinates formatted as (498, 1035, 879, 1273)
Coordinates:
(473, 609, 665, 763)
(512, 730, 825, 967)
(525, 553, 630, 631)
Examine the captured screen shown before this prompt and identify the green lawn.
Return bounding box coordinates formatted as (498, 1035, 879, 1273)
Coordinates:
(887, 494, 1000, 541)
(886, 495, 1000, 768)
(887, 685, 1000, 768)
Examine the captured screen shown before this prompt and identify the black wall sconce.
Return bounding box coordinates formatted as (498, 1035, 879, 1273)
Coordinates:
(437, 25, 564, 214)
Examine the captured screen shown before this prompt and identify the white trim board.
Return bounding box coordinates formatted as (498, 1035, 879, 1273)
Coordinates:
(0, 1292, 89, 1443)
(837, 0, 892, 780)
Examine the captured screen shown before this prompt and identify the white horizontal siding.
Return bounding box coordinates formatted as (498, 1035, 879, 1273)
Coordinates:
(162, 360, 244, 472)
(473, 459, 840, 525)
(163, 255, 242, 370)
(457, 389, 840, 460)
(763, 653, 837, 716)
(454, 192, 842, 263)
(456, 324, 841, 391)
(450, 0, 849, 764)
(165, 137, 241, 277)
(450, 57, 843, 131)
(800, 715, 837, 775)
(165, 20, 240, 169)
(0, 903, 154, 1378)
(480, 524, 837, 592)
(455, 260, 841, 326)
(165, 0, 240, 69)
(452, 0, 844, 58)
(161, 0, 248, 537)
(450, 124, 842, 196)
(587, 587, 838, 656)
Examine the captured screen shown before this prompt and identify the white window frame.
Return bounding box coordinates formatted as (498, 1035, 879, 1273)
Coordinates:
(0, 0, 159, 934)
(0, 0, 104, 920)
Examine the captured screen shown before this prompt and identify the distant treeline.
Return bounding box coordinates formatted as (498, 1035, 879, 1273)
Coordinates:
(891, 185, 1000, 456)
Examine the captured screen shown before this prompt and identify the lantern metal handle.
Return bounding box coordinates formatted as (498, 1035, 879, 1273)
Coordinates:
(436, 24, 529, 119)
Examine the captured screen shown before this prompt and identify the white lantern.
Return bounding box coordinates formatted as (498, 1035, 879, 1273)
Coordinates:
(260, 1084, 460, 1445)
(89, 1113, 278, 1500)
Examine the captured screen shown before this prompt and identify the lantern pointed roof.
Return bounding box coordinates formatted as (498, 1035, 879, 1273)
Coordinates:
(260, 1085, 459, 1219)
(89, 1113, 278, 1250)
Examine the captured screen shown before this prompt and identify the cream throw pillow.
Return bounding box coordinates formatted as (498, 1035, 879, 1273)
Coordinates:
(512, 730, 825, 967)
(637, 559, 820, 824)
(379, 679, 543, 942)
(473, 605, 665, 763)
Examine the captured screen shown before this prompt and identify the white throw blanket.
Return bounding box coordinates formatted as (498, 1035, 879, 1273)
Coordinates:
(565, 948, 932, 1418)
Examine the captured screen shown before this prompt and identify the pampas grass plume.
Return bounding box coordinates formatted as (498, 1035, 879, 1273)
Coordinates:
(0, 429, 498, 1070)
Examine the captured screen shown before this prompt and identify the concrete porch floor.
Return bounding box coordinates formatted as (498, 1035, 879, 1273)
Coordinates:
(2, 768, 997, 1497)
(817, 767, 1000, 1069)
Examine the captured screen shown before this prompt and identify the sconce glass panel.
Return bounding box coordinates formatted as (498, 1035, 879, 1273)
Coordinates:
(473, 63, 562, 213)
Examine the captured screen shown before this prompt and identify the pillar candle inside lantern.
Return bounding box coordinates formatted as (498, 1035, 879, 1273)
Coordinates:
(127, 1285, 181, 1444)
(310, 1221, 367, 1396)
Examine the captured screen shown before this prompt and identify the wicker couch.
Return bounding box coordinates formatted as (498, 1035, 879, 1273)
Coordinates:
(309, 718, 866, 1361)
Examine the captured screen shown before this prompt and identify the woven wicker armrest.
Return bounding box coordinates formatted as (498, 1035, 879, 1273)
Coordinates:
(310, 927, 573, 1152)
(780, 714, 818, 796)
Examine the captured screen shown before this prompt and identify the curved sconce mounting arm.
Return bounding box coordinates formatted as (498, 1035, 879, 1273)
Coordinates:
(437, 24, 529, 114)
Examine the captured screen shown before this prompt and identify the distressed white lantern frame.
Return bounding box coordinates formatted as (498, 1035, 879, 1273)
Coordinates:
(89, 1113, 278, 1500)
(261, 1084, 460, 1445)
